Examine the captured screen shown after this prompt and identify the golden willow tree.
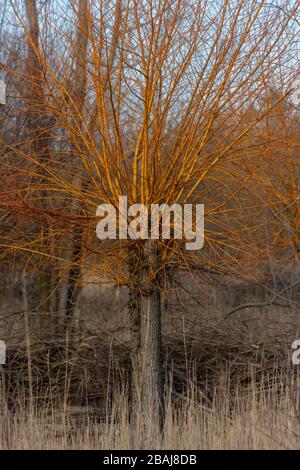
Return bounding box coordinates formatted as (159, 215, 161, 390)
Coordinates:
(0, 0, 299, 430)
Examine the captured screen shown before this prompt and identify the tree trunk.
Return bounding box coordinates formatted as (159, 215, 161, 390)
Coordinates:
(25, 0, 54, 334)
(129, 240, 164, 438)
(59, 0, 88, 329)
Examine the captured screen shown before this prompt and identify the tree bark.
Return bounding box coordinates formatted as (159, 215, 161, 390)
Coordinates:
(129, 240, 164, 438)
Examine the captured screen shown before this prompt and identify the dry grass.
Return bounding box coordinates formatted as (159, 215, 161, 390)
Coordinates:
(1, 368, 300, 450)
(1, 314, 300, 449)
(1, 306, 299, 449)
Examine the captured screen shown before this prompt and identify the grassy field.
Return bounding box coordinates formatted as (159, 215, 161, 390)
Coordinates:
(1, 367, 299, 450)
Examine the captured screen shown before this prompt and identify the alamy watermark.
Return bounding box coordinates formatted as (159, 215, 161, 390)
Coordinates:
(0, 340, 6, 364)
(96, 196, 204, 250)
(292, 339, 300, 365)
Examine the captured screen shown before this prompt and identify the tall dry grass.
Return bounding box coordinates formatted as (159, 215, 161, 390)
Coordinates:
(1, 367, 299, 450)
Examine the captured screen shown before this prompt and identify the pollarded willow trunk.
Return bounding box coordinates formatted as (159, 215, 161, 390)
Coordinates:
(129, 239, 164, 437)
